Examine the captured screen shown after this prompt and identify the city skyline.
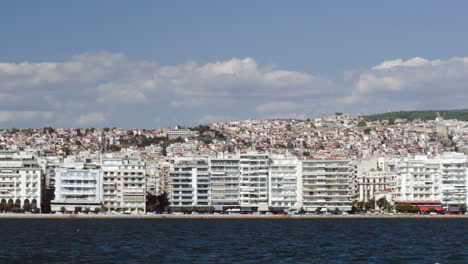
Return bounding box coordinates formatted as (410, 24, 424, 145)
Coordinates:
(1, 1, 468, 128)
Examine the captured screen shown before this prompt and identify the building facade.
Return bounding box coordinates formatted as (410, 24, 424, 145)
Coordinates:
(169, 157, 210, 211)
(0, 151, 42, 212)
(51, 162, 102, 212)
(300, 159, 356, 212)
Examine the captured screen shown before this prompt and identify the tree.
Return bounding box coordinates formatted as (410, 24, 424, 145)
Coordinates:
(22, 203, 32, 212)
(286, 124, 292, 131)
(364, 128, 372, 134)
(299, 207, 306, 214)
(110, 145, 121, 151)
(146, 192, 170, 213)
(357, 121, 367, 127)
(315, 207, 322, 214)
(180, 207, 188, 214)
(94, 208, 101, 214)
(376, 197, 390, 211)
(395, 204, 419, 213)
(458, 204, 467, 213)
(303, 151, 310, 157)
(364, 198, 375, 210)
(146, 192, 157, 212)
(209, 206, 215, 214)
(60, 207, 67, 213)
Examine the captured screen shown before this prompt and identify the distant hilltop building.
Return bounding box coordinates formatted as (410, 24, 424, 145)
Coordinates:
(167, 129, 199, 139)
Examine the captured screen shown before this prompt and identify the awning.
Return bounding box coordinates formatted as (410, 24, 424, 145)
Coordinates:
(419, 206, 442, 211)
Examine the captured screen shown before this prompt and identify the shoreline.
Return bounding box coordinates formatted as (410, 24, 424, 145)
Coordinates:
(0, 213, 467, 219)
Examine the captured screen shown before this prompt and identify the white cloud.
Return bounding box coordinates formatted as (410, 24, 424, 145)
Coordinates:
(195, 114, 236, 125)
(77, 112, 107, 126)
(348, 56, 468, 113)
(0, 52, 125, 91)
(357, 56, 468, 93)
(0, 111, 54, 123)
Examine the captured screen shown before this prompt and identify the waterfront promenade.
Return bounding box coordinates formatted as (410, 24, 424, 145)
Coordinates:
(0, 213, 467, 219)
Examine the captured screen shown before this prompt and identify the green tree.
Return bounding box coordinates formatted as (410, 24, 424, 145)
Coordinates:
(364, 128, 372, 134)
(458, 204, 467, 213)
(357, 121, 367, 127)
(395, 204, 419, 213)
(94, 207, 101, 214)
(147, 192, 171, 213)
(303, 151, 310, 157)
(23, 203, 32, 212)
(315, 207, 322, 214)
(109, 145, 121, 151)
(376, 197, 390, 211)
(209, 206, 215, 214)
(60, 207, 67, 213)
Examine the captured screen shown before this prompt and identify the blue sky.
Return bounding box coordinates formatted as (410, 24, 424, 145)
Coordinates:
(1, 1, 468, 128)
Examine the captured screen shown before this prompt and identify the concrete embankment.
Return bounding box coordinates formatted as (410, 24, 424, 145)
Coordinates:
(0, 213, 467, 219)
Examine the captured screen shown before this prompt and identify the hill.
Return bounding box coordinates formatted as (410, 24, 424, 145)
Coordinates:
(366, 109, 468, 122)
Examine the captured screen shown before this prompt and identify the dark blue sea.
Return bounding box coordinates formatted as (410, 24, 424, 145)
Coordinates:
(0, 219, 466, 263)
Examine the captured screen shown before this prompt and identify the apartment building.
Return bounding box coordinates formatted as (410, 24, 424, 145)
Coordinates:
(51, 162, 102, 212)
(356, 157, 391, 202)
(210, 155, 241, 210)
(439, 153, 467, 211)
(394, 153, 467, 212)
(101, 155, 146, 213)
(167, 129, 199, 139)
(301, 159, 355, 212)
(269, 154, 300, 211)
(239, 153, 270, 212)
(169, 157, 210, 210)
(0, 151, 42, 211)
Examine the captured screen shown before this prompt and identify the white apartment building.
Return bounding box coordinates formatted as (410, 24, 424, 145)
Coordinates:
(356, 158, 391, 202)
(269, 154, 300, 211)
(169, 157, 210, 210)
(0, 151, 42, 211)
(239, 153, 270, 212)
(439, 153, 467, 211)
(51, 162, 102, 212)
(394, 152, 467, 212)
(101, 155, 146, 213)
(301, 159, 355, 212)
(210, 156, 240, 210)
(357, 171, 391, 202)
(167, 129, 199, 139)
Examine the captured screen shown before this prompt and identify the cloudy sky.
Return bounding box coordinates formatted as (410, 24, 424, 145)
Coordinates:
(1, 1, 468, 128)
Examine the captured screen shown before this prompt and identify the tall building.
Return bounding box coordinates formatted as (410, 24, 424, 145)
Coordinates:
(169, 157, 210, 211)
(300, 159, 356, 212)
(393, 152, 467, 212)
(51, 161, 102, 212)
(239, 153, 270, 212)
(209, 155, 241, 211)
(101, 155, 146, 213)
(0, 151, 42, 212)
(356, 157, 392, 202)
(269, 154, 300, 211)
